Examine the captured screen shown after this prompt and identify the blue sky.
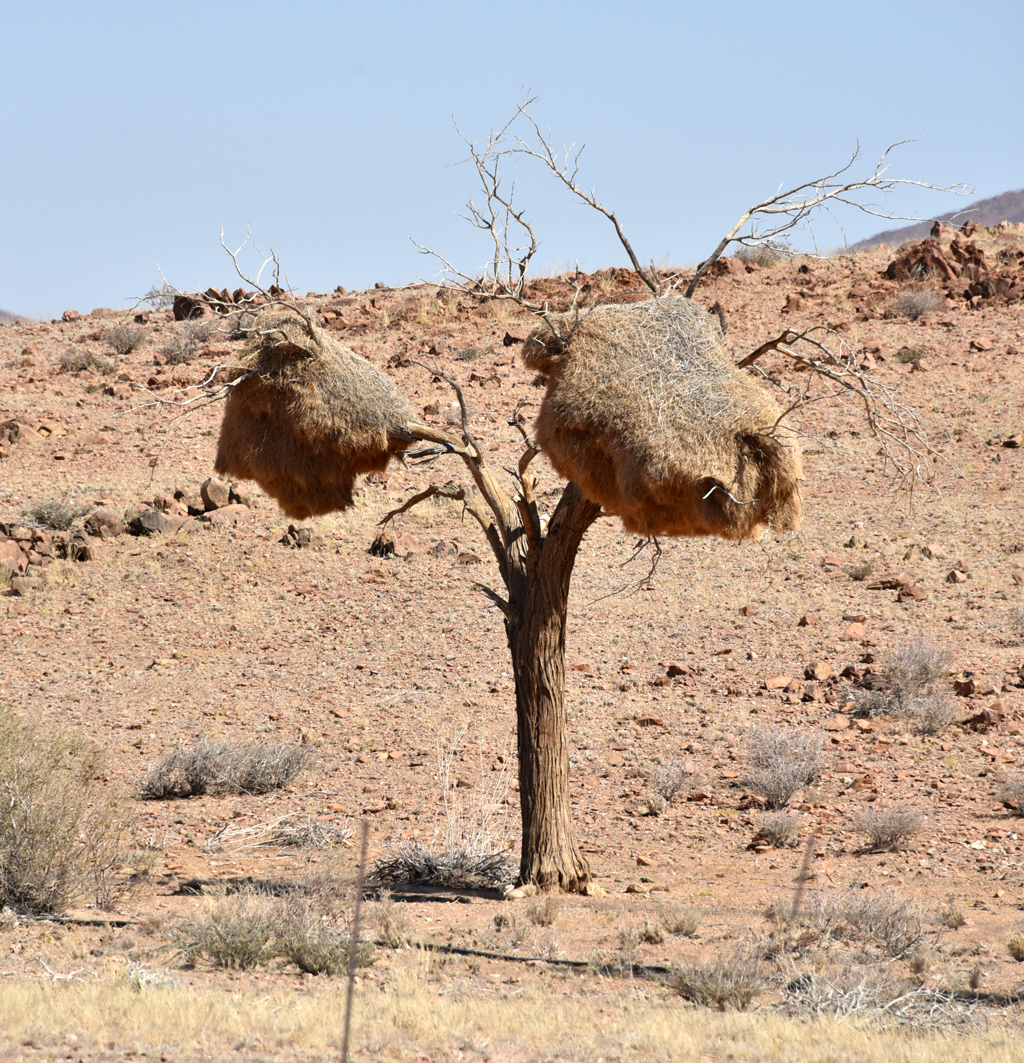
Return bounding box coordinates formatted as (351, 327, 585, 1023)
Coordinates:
(2, 1, 1021, 317)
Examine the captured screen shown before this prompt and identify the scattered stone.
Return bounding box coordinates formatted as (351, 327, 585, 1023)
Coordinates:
(61, 309, 81, 322)
(504, 884, 538, 900)
(806, 662, 831, 682)
(970, 336, 995, 352)
(228, 483, 252, 507)
(953, 675, 976, 697)
(764, 675, 792, 690)
(625, 882, 650, 894)
(922, 543, 946, 559)
(740, 603, 757, 616)
(581, 882, 607, 898)
(842, 613, 867, 623)
(393, 533, 427, 558)
(205, 504, 251, 527)
(947, 568, 969, 584)
(200, 477, 231, 511)
(798, 612, 817, 627)
(824, 716, 851, 732)
(844, 622, 866, 639)
(10, 575, 44, 595)
(636, 715, 665, 728)
(666, 662, 690, 677)
(897, 583, 928, 602)
(83, 507, 123, 538)
(128, 508, 166, 536)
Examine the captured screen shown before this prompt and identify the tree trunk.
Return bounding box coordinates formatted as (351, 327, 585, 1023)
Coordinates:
(505, 482, 601, 891)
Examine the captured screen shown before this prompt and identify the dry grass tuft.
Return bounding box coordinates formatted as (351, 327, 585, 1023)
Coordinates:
(671, 951, 766, 1010)
(523, 297, 802, 540)
(215, 308, 412, 519)
(1006, 933, 1024, 962)
(375, 889, 412, 948)
(650, 761, 694, 804)
(371, 844, 514, 890)
(840, 890, 924, 958)
(853, 637, 954, 733)
(526, 895, 560, 927)
(854, 807, 921, 853)
(139, 735, 311, 798)
(744, 726, 822, 809)
(894, 289, 940, 320)
(175, 892, 279, 970)
(160, 320, 216, 365)
(753, 812, 800, 848)
(21, 499, 89, 531)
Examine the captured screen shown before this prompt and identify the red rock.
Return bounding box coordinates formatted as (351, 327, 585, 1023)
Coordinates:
(740, 604, 758, 617)
(806, 661, 831, 682)
(798, 613, 817, 627)
(947, 569, 969, 584)
(62, 309, 82, 321)
(205, 503, 251, 527)
(821, 556, 843, 568)
(636, 715, 666, 728)
(897, 583, 928, 602)
(782, 293, 803, 312)
(922, 543, 946, 559)
(969, 336, 995, 352)
(953, 676, 976, 697)
(764, 675, 792, 690)
(200, 477, 231, 511)
(666, 662, 690, 678)
(842, 613, 866, 623)
(844, 622, 865, 639)
(824, 716, 851, 732)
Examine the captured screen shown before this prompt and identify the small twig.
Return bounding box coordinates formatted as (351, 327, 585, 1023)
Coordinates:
(341, 820, 369, 1063)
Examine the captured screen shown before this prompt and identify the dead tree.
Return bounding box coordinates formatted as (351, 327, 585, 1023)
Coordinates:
(153, 102, 959, 892)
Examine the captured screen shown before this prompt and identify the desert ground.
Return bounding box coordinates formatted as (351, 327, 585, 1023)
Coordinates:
(1, 224, 1024, 1061)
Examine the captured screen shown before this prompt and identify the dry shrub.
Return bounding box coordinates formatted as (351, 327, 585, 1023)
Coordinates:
(899, 693, 958, 735)
(523, 297, 802, 540)
(139, 735, 311, 798)
(671, 950, 766, 1010)
(882, 637, 952, 700)
(854, 807, 920, 853)
(853, 637, 953, 727)
(937, 898, 966, 930)
(526, 895, 560, 927)
(267, 816, 351, 849)
(215, 309, 412, 519)
(376, 889, 412, 948)
(735, 244, 786, 268)
(175, 892, 278, 970)
(58, 349, 111, 374)
(753, 812, 800, 848)
(371, 844, 514, 890)
(159, 320, 214, 365)
(840, 891, 924, 958)
(276, 895, 370, 975)
(998, 774, 1024, 815)
(22, 499, 89, 531)
(744, 726, 822, 809)
(894, 289, 940, 320)
(1007, 933, 1024, 962)
(650, 761, 694, 804)
(655, 903, 702, 938)
(0, 709, 134, 914)
(105, 325, 147, 356)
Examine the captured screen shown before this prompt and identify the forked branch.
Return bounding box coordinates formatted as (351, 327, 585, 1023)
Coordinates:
(684, 144, 971, 297)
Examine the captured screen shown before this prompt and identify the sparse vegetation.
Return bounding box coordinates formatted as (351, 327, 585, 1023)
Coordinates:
(753, 812, 800, 848)
(734, 244, 786, 268)
(139, 736, 312, 799)
(848, 562, 874, 581)
(671, 951, 766, 1010)
(899, 693, 958, 735)
(276, 896, 371, 975)
(894, 289, 940, 320)
(375, 889, 412, 948)
(159, 320, 217, 365)
(854, 807, 921, 853)
(57, 348, 113, 374)
(175, 892, 278, 970)
(267, 816, 352, 849)
(372, 843, 514, 890)
(894, 345, 927, 363)
(937, 896, 966, 930)
(21, 498, 89, 531)
(654, 903, 702, 938)
(526, 895, 560, 927)
(883, 637, 953, 700)
(840, 891, 924, 957)
(650, 761, 694, 804)
(853, 637, 953, 726)
(104, 324, 148, 356)
(1006, 933, 1024, 962)
(744, 726, 822, 809)
(0, 708, 133, 914)
(998, 773, 1024, 815)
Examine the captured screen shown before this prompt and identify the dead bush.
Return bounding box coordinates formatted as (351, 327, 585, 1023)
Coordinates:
(0, 708, 134, 915)
(841, 890, 924, 958)
(1006, 933, 1024, 962)
(650, 761, 694, 804)
(937, 897, 966, 931)
(753, 812, 800, 848)
(267, 816, 351, 849)
(671, 951, 766, 1010)
(139, 736, 311, 798)
(526, 895, 560, 927)
(160, 320, 217, 366)
(883, 637, 952, 702)
(654, 903, 702, 938)
(174, 892, 278, 970)
(898, 693, 957, 735)
(22, 499, 89, 531)
(848, 562, 874, 581)
(894, 289, 940, 320)
(854, 807, 920, 853)
(744, 726, 822, 809)
(376, 889, 412, 948)
(998, 774, 1024, 815)
(734, 244, 786, 268)
(57, 349, 109, 374)
(276, 895, 371, 975)
(105, 325, 147, 356)
(372, 843, 514, 890)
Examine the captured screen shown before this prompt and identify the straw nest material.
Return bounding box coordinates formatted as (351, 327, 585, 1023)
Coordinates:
(522, 297, 802, 540)
(215, 310, 412, 519)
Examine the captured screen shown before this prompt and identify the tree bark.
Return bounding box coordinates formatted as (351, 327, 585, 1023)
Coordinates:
(505, 482, 601, 891)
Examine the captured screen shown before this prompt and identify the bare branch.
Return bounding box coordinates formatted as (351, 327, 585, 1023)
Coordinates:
(377, 482, 467, 526)
(684, 143, 972, 298)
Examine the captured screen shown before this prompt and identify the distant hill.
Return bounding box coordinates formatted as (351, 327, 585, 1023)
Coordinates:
(0, 309, 24, 325)
(849, 188, 1024, 250)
